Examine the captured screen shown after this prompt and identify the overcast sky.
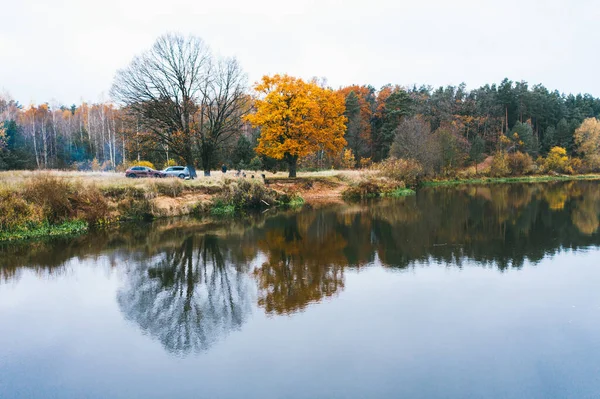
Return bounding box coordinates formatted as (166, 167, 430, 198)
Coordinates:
(1, 0, 599, 105)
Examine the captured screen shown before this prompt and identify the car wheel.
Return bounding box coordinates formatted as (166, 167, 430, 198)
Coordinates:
(154, 174, 160, 178)
(178, 174, 185, 179)
(127, 173, 136, 178)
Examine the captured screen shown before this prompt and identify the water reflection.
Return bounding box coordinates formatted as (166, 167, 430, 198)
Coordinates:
(254, 211, 348, 315)
(117, 233, 252, 354)
(1, 181, 600, 355)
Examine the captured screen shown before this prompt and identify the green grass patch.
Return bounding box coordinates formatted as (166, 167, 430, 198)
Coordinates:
(422, 174, 600, 187)
(210, 201, 236, 217)
(288, 195, 306, 207)
(385, 188, 416, 197)
(0, 220, 88, 242)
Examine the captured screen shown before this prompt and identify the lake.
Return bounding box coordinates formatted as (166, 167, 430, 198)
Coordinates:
(1, 181, 600, 398)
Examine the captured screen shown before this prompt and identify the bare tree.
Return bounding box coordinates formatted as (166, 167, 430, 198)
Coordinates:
(390, 116, 442, 174)
(111, 33, 248, 177)
(195, 57, 248, 175)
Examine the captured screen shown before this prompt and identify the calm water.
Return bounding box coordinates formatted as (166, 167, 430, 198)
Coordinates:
(1, 181, 600, 398)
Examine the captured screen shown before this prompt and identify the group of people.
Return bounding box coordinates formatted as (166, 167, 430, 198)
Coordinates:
(221, 164, 266, 180)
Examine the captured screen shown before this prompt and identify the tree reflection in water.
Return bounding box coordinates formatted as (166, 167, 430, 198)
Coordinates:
(2, 180, 600, 352)
(117, 234, 252, 355)
(254, 211, 348, 315)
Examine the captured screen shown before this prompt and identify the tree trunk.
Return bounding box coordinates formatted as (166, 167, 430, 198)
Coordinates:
(201, 141, 213, 177)
(286, 154, 298, 178)
(187, 163, 197, 179)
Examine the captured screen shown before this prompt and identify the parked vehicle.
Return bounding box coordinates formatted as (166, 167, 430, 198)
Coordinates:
(125, 166, 167, 178)
(162, 166, 190, 179)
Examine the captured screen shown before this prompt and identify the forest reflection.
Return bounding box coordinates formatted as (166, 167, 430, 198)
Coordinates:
(2, 181, 600, 353)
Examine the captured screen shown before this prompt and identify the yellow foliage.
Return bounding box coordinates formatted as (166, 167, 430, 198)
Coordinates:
(90, 158, 101, 172)
(132, 160, 156, 169)
(359, 157, 372, 169)
(163, 159, 178, 169)
(544, 147, 570, 173)
(341, 149, 356, 169)
(574, 117, 600, 171)
(490, 151, 510, 177)
(245, 74, 347, 162)
(0, 126, 6, 148)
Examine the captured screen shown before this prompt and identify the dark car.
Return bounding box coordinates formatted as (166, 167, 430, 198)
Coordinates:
(125, 166, 166, 178)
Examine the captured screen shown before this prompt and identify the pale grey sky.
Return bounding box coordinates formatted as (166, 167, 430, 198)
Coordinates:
(1, 0, 599, 105)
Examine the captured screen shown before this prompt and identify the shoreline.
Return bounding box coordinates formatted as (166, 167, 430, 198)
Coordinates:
(421, 173, 600, 187)
(2, 171, 600, 243)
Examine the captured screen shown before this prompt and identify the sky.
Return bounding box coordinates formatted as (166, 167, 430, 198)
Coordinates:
(1, 0, 599, 105)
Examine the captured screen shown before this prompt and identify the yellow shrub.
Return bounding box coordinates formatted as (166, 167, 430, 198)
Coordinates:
(132, 160, 156, 169)
(373, 158, 424, 186)
(163, 159, 178, 169)
(569, 158, 584, 174)
(359, 157, 372, 169)
(544, 147, 570, 173)
(507, 151, 534, 175)
(490, 151, 510, 177)
(341, 149, 356, 169)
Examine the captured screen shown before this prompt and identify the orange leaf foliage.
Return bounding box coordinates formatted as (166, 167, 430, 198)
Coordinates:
(245, 74, 347, 160)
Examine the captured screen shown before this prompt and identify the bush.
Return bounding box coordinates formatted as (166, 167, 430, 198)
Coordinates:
(341, 149, 356, 169)
(0, 190, 43, 231)
(2, 175, 110, 230)
(490, 152, 510, 177)
(132, 160, 156, 169)
(163, 159, 178, 169)
(91, 158, 101, 172)
(23, 175, 74, 223)
(342, 181, 383, 200)
(117, 198, 153, 220)
(215, 179, 278, 210)
(249, 156, 263, 171)
(570, 158, 584, 174)
(70, 184, 110, 224)
(151, 179, 184, 197)
(342, 179, 405, 200)
(373, 158, 424, 187)
(545, 147, 571, 174)
(507, 151, 534, 175)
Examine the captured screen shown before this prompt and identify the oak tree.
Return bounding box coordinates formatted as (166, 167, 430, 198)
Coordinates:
(246, 75, 347, 177)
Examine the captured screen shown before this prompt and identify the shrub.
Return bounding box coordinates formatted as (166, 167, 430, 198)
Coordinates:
(359, 157, 372, 169)
(341, 149, 356, 169)
(91, 158, 101, 172)
(373, 158, 424, 187)
(151, 179, 184, 197)
(163, 159, 178, 169)
(0, 190, 44, 231)
(132, 160, 156, 169)
(100, 160, 113, 171)
(342, 181, 383, 200)
(342, 179, 405, 200)
(70, 184, 110, 224)
(570, 158, 584, 174)
(490, 152, 510, 177)
(544, 147, 570, 173)
(215, 179, 278, 209)
(249, 156, 263, 171)
(507, 151, 534, 175)
(117, 197, 153, 220)
(23, 175, 74, 223)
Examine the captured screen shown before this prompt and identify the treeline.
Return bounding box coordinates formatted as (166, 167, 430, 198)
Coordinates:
(2, 76, 600, 173)
(338, 80, 600, 170)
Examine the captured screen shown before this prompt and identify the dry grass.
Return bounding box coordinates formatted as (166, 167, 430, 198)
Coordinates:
(0, 169, 371, 188)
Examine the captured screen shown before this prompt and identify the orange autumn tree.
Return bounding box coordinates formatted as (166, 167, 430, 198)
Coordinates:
(246, 74, 347, 177)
